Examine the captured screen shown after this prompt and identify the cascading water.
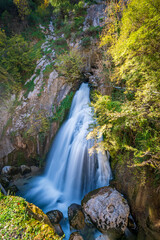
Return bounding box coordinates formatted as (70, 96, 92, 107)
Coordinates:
(21, 83, 112, 216)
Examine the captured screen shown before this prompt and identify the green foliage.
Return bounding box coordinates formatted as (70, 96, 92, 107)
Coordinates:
(0, 32, 36, 92)
(49, 0, 71, 18)
(24, 78, 35, 98)
(43, 64, 53, 75)
(1, 118, 12, 138)
(81, 36, 91, 47)
(110, 0, 160, 90)
(56, 49, 84, 83)
(0, 194, 62, 239)
(91, 0, 160, 176)
(52, 91, 74, 123)
(85, 25, 103, 38)
(26, 110, 50, 138)
(13, 0, 31, 20)
(49, 37, 68, 55)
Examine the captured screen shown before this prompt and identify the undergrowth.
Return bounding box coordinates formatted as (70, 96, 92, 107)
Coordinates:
(0, 194, 61, 240)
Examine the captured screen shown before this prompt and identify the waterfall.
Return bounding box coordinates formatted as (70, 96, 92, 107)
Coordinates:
(22, 83, 112, 215)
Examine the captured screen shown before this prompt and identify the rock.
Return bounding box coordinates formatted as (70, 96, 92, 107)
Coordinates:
(89, 75, 99, 87)
(68, 203, 85, 230)
(1, 166, 20, 176)
(20, 165, 31, 175)
(95, 235, 110, 240)
(46, 210, 63, 224)
(128, 214, 136, 232)
(69, 232, 84, 240)
(82, 186, 130, 237)
(31, 166, 40, 174)
(53, 224, 64, 237)
(0, 175, 10, 188)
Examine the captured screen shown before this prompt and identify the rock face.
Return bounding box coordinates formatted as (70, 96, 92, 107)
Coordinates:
(82, 186, 130, 236)
(68, 203, 85, 230)
(112, 165, 160, 240)
(0, 20, 72, 169)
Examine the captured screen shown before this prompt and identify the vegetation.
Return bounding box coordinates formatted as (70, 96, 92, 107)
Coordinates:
(0, 31, 35, 93)
(56, 49, 84, 84)
(88, 0, 160, 178)
(0, 193, 62, 239)
(52, 91, 74, 123)
(0, 0, 51, 95)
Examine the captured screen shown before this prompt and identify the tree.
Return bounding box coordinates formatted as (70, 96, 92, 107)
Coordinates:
(89, 0, 160, 172)
(13, 0, 31, 20)
(56, 49, 84, 84)
(0, 31, 35, 92)
(49, 0, 71, 18)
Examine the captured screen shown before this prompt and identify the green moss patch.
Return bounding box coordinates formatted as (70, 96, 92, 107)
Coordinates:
(0, 194, 62, 240)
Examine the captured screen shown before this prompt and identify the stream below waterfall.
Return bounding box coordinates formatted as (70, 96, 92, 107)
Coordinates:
(19, 83, 113, 239)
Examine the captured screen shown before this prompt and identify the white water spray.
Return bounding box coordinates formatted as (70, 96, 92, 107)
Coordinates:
(22, 83, 112, 215)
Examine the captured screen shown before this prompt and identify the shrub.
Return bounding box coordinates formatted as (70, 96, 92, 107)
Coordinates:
(56, 49, 84, 83)
(81, 36, 91, 47)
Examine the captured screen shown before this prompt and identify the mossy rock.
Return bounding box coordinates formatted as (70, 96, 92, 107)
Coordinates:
(0, 193, 63, 239)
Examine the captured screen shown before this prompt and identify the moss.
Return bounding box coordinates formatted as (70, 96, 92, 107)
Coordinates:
(1, 117, 12, 137)
(49, 38, 68, 56)
(52, 91, 74, 124)
(0, 194, 63, 240)
(23, 78, 35, 98)
(16, 151, 26, 166)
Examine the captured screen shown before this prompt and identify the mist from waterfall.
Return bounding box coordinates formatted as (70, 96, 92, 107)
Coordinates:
(22, 83, 112, 215)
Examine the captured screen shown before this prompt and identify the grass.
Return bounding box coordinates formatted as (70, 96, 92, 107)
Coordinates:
(24, 78, 35, 98)
(85, 25, 103, 38)
(81, 36, 91, 47)
(52, 91, 74, 124)
(0, 194, 62, 240)
(49, 38, 69, 56)
(1, 118, 12, 138)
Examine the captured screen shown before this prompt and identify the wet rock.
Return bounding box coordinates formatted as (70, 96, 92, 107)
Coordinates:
(95, 235, 110, 240)
(82, 186, 130, 237)
(53, 224, 64, 237)
(68, 203, 85, 230)
(69, 232, 84, 240)
(1, 166, 20, 176)
(46, 210, 63, 224)
(20, 165, 31, 175)
(128, 214, 136, 232)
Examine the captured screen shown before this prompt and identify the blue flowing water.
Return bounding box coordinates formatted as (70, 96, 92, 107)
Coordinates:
(20, 83, 112, 238)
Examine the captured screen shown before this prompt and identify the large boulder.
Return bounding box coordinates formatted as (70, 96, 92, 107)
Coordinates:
(68, 203, 85, 230)
(81, 187, 130, 237)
